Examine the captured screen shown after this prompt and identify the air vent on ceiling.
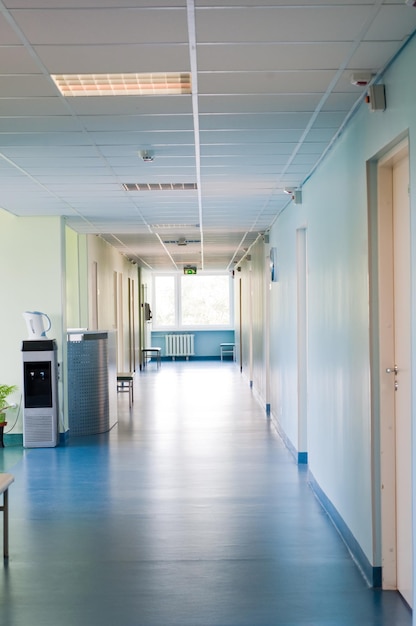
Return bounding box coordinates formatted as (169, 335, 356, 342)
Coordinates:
(122, 183, 197, 191)
(163, 238, 201, 245)
(151, 224, 199, 230)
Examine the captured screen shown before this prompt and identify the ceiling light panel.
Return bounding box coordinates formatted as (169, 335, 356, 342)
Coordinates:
(51, 73, 191, 97)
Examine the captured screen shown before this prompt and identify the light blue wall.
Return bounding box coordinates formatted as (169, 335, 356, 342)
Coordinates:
(151, 330, 235, 358)
(269, 205, 304, 450)
(246, 32, 416, 579)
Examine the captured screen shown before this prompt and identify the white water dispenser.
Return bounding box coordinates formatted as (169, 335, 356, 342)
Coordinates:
(22, 339, 58, 447)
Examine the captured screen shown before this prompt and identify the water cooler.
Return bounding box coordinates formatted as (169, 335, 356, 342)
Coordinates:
(22, 340, 59, 447)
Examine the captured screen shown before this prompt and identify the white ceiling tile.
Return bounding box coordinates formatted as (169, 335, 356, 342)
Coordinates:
(197, 43, 351, 72)
(34, 44, 191, 74)
(198, 94, 322, 114)
(0, 46, 42, 73)
(0, 14, 23, 44)
(364, 5, 416, 41)
(198, 71, 338, 95)
(0, 76, 57, 97)
(199, 129, 304, 143)
(348, 41, 406, 71)
(80, 115, 194, 133)
(67, 95, 193, 116)
(195, 0, 376, 6)
(0, 98, 71, 116)
(0, 117, 82, 132)
(5, 0, 186, 7)
(89, 130, 195, 146)
(0, 132, 91, 146)
(199, 113, 312, 131)
(195, 6, 374, 43)
(12, 8, 189, 45)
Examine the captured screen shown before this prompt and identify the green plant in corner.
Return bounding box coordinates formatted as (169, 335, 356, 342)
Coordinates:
(0, 384, 17, 424)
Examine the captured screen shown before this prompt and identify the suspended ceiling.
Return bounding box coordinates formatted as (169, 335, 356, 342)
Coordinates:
(0, 0, 415, 271)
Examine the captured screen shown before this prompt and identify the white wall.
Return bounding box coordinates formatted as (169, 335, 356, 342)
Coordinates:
(269, 204, 305, 450)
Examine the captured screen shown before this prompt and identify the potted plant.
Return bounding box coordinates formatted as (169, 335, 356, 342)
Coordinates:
(0, 384, 17, 426)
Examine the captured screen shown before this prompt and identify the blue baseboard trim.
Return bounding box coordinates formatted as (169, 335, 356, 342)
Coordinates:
(308, 472, 381, 588)
(271, 415, 308, 466)
(3, 433, 23, 447)
(59, 430, 70, 446)
(160, 355, 221, 362)
(298, 451, 308, 464)
(3, 430, 70, 447)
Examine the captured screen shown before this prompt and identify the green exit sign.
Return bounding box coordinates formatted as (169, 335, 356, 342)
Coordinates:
(184, 265, 197, 275)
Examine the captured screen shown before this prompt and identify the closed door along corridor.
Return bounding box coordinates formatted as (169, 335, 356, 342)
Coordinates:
(0, 362, 411, 625)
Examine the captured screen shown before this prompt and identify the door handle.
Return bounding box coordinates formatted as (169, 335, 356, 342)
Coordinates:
(386, 365, 398, 375)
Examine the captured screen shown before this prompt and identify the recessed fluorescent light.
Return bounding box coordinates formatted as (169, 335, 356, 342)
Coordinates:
(51, 72, 191, 96)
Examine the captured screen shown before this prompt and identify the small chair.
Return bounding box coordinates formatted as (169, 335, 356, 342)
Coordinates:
(220, 343, 235, 361)
(117, 372, 134, 408)
(141, 347, 162, 369)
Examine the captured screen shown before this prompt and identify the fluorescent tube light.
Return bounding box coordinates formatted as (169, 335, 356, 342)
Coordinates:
(51, 73, 191, 96)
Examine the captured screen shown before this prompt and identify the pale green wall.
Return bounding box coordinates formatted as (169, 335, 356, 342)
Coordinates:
(87, 235, 139, 373)
(0, 211, 66, 432)
(0, 217, 140, 435)
(66, 226, 87, 329)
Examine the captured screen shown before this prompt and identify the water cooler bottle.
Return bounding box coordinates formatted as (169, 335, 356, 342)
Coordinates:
(22, 340, 59, 447)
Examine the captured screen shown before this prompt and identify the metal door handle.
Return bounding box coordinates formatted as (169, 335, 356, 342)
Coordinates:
(386, 365, 398, 375)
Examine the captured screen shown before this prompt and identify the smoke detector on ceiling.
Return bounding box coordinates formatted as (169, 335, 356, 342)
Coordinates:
(139, 150, 154, 162)
(284, 188, 302, 204)
(350, 72, 373, 86)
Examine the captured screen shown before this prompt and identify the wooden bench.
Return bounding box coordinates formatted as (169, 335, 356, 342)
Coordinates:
(142, 347, 162, 369)
(117, 373, 134, 408)
(0, 473, 14, 559)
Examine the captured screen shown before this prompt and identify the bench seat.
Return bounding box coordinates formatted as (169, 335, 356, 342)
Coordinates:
(0, 473, 14, 559)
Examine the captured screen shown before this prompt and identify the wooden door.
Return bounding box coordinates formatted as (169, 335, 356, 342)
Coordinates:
(377, 142, 412, 606)
(391, 152, 412, 606)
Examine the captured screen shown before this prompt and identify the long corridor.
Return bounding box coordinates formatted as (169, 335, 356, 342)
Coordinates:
(0, 361, 412, 626)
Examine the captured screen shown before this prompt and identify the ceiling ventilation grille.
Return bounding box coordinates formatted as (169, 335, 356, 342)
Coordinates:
(151, 224, 199, 230)
(163, 238, 201, 245)
(123, 183, 197, 191)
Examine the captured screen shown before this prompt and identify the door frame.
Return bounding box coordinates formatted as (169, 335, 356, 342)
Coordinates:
(368, 136, 410, 590)
(296, 227, 308, 462)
